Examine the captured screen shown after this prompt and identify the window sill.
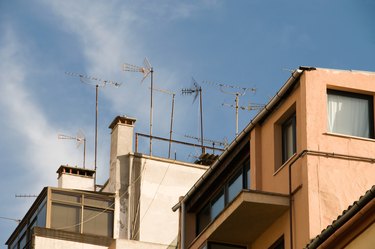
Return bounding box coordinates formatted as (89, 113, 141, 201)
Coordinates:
(273, 153, 297, 176)
(324, 132, 375, 142)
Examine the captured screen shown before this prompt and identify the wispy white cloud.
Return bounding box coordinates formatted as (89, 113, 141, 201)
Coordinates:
(0, 25, 84, 191)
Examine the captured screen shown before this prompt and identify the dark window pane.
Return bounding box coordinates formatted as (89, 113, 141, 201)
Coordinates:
(51, 203, 81, 232)
(245, 165, 250, 189)
(196, 204, 210, 235)
(83, 207, 113, 237)
(282, 114, 296, 163)
(209, 242, 246, 249)
(211, 191, 224, 220)
(37, 202, 46, 227)
(85, 196, 113, 209)
(51, 191, 81, 203)
(228, 172, 242, 203)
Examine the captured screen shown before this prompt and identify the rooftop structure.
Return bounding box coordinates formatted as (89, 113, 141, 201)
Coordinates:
(6, 115, 208, 249)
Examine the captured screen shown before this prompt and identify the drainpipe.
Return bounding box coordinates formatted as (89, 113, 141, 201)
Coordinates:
(181, 201, 186, 249)
(288, 150, 308, 249)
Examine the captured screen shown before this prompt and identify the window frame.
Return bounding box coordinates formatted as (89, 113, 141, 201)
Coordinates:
(268, 235, 284, 249)
(195, 157, 250, 236)
(327, 89, 374, 139)
(281, 113, 296, 164)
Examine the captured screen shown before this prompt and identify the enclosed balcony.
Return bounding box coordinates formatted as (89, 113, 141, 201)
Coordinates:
(190, 190, 289, 249)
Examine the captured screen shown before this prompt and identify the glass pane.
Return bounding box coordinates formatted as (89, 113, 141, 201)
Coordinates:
(52, 191, 81, 203)
(19, 232, 27, 249)
(51, 203, 81, 232)
(83, 207, 113, 237)
(37, 202, 46, 227)
(327, 92, 371, 138)
(197, 204, 210, 235)
(228, 172, 242, 203)
(209, 242, 246, 249)
(211, 191, 224, 220)
(246, 166, 250, 189)
(85, 196, 113, 209)
(282, 115, 296, 163)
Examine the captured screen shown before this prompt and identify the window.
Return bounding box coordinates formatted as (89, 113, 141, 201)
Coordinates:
(327, 89, 374, 138)
(282, 113, 296, 163)
(228, 170, 243, 203)
(211, 191, 225, 220)
(196, 157, 250, 235)
(208, 242, 246, 249)
(50, 189, 114, 237)
(269, 236, 284, 249)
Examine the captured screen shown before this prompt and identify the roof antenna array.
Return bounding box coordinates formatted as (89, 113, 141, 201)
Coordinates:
(0, 216, 21, 223)
(15, 194, 38, 198)
(58, 131, 86, 168)
(184, 134, 228, 154)
(151, 87, 176, 159)
(203, 81, 256, 136)
(182, 77, 205, 154)
(123, 58, 154, 156)
(65, 72, 122, 190)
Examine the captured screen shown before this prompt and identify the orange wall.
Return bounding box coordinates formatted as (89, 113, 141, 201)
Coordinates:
(249, 69, 375, 248)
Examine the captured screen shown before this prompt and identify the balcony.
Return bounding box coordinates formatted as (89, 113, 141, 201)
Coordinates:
(190, 190, 289, 248)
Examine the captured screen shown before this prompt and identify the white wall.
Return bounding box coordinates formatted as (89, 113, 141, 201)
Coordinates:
(34, 236, 108, 249)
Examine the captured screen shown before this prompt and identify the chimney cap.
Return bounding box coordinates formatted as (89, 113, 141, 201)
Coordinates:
(56, 165, 96, 177)
(109, 115, 136, 129)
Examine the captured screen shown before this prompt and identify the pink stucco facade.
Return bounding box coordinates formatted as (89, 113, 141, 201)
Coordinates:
(249, 68, 375, 248)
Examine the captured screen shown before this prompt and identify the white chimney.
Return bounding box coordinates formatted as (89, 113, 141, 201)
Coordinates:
(56, 165, 95, 191)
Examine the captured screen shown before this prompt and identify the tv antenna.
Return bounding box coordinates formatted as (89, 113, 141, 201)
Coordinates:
(182, 77, 205, 154)
(123, 58, 154, 156)
(151, 87, 176, 159)
(15, 194, 38, 198)
(0, 216, 21, 223)
(58, 131, 86, 168)
(65, 72, 122, 190)
(184, 134, 228, 154)
(204, 81, 256, 136)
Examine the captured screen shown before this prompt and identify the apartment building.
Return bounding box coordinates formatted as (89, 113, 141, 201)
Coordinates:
(6, 116, 208, 249)
(175, 67, 375, 249)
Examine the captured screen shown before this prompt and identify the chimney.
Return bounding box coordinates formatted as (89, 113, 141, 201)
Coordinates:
(108, 116, 136, 192)
(56, 165, 95, 191)
(109, 116, 136, 163)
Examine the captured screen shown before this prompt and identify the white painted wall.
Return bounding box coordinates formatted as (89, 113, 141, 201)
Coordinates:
(58, 174, 94, 191)
(135, 156, 206, 246)
(34, 236, 108, 249)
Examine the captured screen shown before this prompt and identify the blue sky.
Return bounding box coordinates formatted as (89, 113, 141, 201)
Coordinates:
(0, 0, 374, 246)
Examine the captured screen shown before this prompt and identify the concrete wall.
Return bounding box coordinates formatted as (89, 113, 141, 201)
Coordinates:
(133, 155, 206, 246)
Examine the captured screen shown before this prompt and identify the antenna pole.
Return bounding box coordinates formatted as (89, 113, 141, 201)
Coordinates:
(83, 137, 86, 169)
(150, 68, 154, 156)
(235, 93, 239, 136)
(169, 93, 175, 158)
(199, 87, 205, 154)
(94, 84, 98, 189)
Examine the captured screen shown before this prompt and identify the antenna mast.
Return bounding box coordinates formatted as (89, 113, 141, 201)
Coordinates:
(182, 77, 205, 154)
(65, 72, 122, 190)
(152, 87, 176, 158)
(58, 132, 86, 168)
(204, 81, 256, 136)
(123, 58, 154, 156)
